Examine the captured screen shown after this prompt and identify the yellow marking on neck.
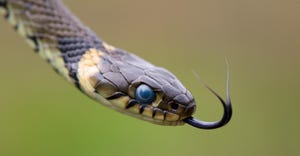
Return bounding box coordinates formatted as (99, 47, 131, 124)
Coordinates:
(103, 42, 117, 52)
(78, 48, 104, 92)
(77, 48, 126, 113)
(77, 48, 113, 107)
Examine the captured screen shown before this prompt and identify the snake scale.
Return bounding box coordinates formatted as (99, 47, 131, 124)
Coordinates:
(0, 0, 232, 129)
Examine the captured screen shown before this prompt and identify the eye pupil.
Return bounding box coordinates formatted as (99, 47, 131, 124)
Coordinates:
(135, 84, 156, 104)
(171, 103, 179, 110)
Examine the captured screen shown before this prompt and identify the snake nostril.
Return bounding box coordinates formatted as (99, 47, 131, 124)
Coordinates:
(184, 105, 196, 116)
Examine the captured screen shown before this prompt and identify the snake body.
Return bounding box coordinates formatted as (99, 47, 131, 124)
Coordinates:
(0, 0, 232, 129)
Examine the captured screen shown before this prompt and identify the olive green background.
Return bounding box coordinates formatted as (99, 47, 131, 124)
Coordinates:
(0, 0, 299, 156)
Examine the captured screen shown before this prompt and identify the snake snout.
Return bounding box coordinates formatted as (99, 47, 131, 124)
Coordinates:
(168, 90, 196, 119)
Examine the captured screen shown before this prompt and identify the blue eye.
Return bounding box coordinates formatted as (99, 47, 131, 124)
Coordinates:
(135, 84, 156, 104)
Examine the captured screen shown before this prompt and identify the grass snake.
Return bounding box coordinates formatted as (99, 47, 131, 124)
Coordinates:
(0, 0, 232, 130)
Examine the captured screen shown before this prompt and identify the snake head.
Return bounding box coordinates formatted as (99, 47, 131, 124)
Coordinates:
(127, 67, 196, 122)
(78, 48, 195, 126)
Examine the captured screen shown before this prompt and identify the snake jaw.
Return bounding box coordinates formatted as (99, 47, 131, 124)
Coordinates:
(106, 92, 183, 123)
(106, 94, 184, 125)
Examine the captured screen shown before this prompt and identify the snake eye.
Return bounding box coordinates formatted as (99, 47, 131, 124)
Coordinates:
(135, 84, 156, 104)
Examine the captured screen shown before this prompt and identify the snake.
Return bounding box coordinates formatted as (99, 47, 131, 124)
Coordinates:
(0, 0, 232, 129)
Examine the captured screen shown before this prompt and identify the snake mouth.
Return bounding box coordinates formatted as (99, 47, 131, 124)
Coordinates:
(106, 92, 187, 126)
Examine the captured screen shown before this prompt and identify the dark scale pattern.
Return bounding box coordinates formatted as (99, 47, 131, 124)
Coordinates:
(57, 36, 105, 82)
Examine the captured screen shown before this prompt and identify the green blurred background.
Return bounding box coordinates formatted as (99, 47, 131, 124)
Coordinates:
(0, 0, 299, 156)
